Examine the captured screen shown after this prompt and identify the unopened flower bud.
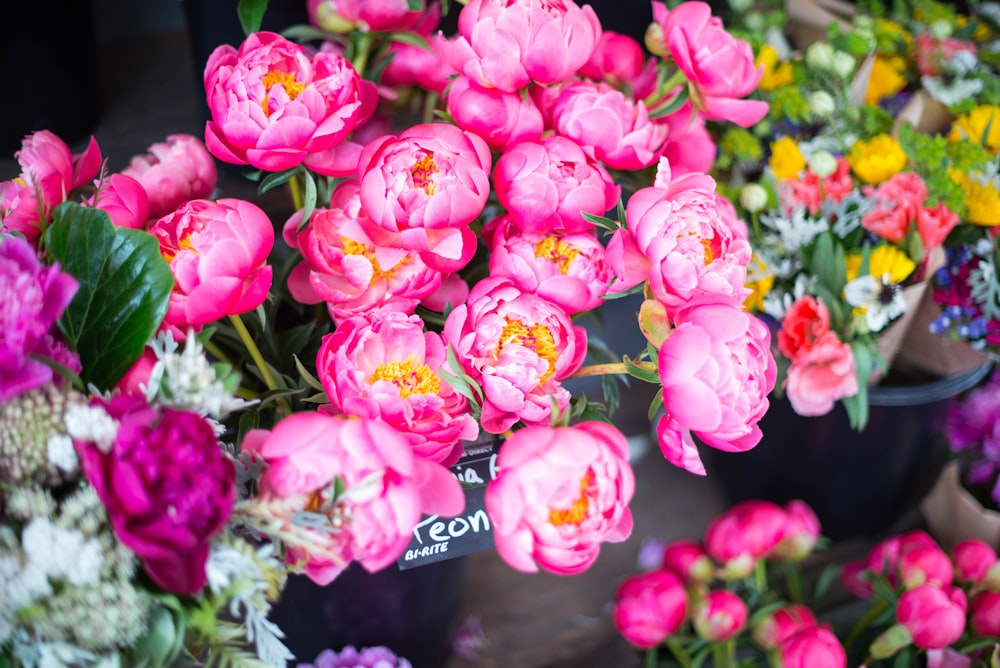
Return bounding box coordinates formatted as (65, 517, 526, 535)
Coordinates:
(644, 22, 667, 57)
(808, 91, 836, 118)
(869, 623, 912, 659)
(312, 5, 355, 33)
(740, 184, 769, 213)
(832, 51, 857, 79)
(808, 151, 838, 179)
(805, 42, 835, 71)
(728, 0, 753, 12)
(929, 19, 952, 40)
(744, 12, 765, 32)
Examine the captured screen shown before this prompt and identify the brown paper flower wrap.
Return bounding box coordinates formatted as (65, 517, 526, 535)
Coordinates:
(922, 461, 1000, 550)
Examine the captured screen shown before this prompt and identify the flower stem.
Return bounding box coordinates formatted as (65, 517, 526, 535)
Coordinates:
(844, 598, 890, 653)
(664, 637, 693, 668)
(289, 173, 304, 211)
(569, 362, 628, 379)
(784, 563, 804, 605)
(228, 313, 290, 415)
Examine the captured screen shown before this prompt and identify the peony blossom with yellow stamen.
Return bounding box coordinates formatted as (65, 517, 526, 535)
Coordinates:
(948, 106, 1000, 154)
(847, 134, 908, 185)
(769, 136, 807, 180)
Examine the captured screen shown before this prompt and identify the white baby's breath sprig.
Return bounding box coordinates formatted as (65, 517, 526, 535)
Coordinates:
(64, 404, 119, 454)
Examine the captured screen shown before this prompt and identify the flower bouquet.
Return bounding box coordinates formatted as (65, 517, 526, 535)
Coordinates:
(0, 0, 780, 664)
(612, 498, 1000, 667)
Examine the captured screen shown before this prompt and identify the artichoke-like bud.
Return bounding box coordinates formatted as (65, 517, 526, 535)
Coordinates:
(0, 384, 86, 486)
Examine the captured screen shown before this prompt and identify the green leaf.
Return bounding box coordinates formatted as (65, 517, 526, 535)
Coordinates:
(407, 0, 422, 9)
(813, 563, 841, 602)
(45, 202, 173, 391)
(623, 356, 659, 383)
(237, 0, 269, 36)
(258, 167, 299, 195)
(581, 211, 621, 232)
(648, 88, 691, 119)
(280, 25, 335, 43)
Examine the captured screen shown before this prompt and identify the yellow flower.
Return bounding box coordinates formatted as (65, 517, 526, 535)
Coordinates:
(865, 54, 909, 106)
(845, 244, 917, 284)
(744, 253, 774, 312)
(768, 136, 806, 180)
(948, 106, 1000, 154)
(847, 134, 908, 185)
(951, 170, 1000, 226)
(756, 45, 795, 92)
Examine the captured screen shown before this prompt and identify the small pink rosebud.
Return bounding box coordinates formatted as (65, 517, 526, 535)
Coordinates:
(952, 539, 998, 584)
(753, 604, 817, 651)
(691, 589, 748, 642)
(612, 569, 689, 649)
(778, 626, 846, 668)
(897, 584, 968, 650)
(661, 539, 714, 584)
(971, 591, 1000, 637)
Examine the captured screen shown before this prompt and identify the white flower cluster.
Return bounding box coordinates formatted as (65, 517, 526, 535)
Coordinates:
(64, 404, 119, 454)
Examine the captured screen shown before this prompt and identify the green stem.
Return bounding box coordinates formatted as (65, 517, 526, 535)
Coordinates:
(227, 313, 291, 415)
(754, 558, 768, 594)
(664, 637, 693, 668)
(202, 339, 234, 368)
(844, 598, 890, 654)
(569, 362, 628, 379)
(784, 563, 804, 605)
(643, 647, 658, 668)
(351, 32, 374, 79)
(289, 173, 304, 211)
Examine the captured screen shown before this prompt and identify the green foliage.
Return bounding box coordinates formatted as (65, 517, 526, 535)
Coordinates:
(237, 0, 269, 36)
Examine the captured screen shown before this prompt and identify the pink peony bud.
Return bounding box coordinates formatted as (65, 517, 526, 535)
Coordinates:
(704, 500, 787, 578)
(971, 591, 1000, 637)
(778, 626, 847, 668)
(661, 539, 714, 584)
(899, 541, 954, 589)
(897, 584, 968, 650)
(752, 604, 817, 651)
(578, 31, 648, 89)
(444, 75, 544, 151)
(612, 569, 689, 649)
(691, 589, 748, 642)
(952, 539, 998, 584)
(87, 173, 150, 230)
(772, 500, 822, 561)
(122, 134, 217, 219)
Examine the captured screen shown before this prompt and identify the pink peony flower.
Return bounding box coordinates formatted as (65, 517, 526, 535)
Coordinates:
(778, 626, 847, 668)
(656, 299, 776, 475)
(492, 135, 620, 234)
(150, 198, 274, 332)
(204, 31, 373, 172)
(356, 123, 492, 272)
(442, 276, 588, 433)
(772, 499, 822, 561)
(778, 295, 831, 361)
(420, 271, 470, 312)
(74, 394, 235, 595)
(316, 312, 478, 466)
(703, 499, 786, 578)
(308, 0, 429, 33)
(487, 217, 613, 314)
(444, 75, 544, 151)
(784, 331, 858, 416)
(383, 36, 456, 96)
(861, 172, 928, 243)
(612, 569, 689, 649)
(578, 31, 648, 89)
(650, 1, 767, 127)
(917, 202, 959, 251)
(121, 134, 218, 219)
(438, 0, 601, 93)
(0, 131, 102, 243)
(896, 584, 968, 650)
(244, 412, 464, 584)
(692, 589, 748, 642)
(115, 346, 158, 396)
(283, 181, 444, 322)
(484, 422, 635, 574)
(552, 80, 669, 170)
(0, 234, 79, 402)
(969, 591, 1000, 637)
(86, 173, 150, 230)
(752, 604, 818, 651)
(657, 103, 717, 178)
(898, 540, 954, 589)
(952, 539, 998, 584)
(607, 158, 751, 312)
(661, 539, 714, 584)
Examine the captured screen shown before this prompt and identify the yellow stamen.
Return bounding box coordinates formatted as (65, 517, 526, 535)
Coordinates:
(549, 471, 595, 527)
(161, 234, 195, 264)
(341, 238, 410, 282)
(410, 152, 438, 196)
(261, 70, 306, 116)
(534, 237, 580, 275)
(369, 357, 441, 398)
(497, 318, 558, 384)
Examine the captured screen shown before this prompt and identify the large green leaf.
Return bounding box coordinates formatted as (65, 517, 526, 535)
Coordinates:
(238, 0, 269, 36)
(45, 202, 173, 391)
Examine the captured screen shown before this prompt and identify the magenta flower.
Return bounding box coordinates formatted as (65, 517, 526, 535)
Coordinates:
(656, 299, 776, 475)
(951, 539, 998, 584)
(552, 81, 669, 170)
(578, 31, 648, 89)
(661, 539, 714, 584)
(650, 1, 767, 127)
(442, 276, 587, 433)
(970, 591, 1000, 637)
(86, 173, 150, 230)
(297, 645, 413, 668)
(357, 123, 492, 272)
(612, 569, 688, 649)
(204, 31, 373, 172)
(150, 198, 274, 332)
(316, 312, 478, 466)
(778, 626, 847, 668)
(898, 540, 954, 589)
(438, 0, 601, 93)
(897, 584, 968, 650)
(122, 133, 218, 219)
(0, 234, 79, 402)
(243, 413, 464, 584)
(772, 499, 822, 561)
(308, 0, 429, 33)
(383, 36, 456, 96)
(74, 394, 235, 595)
(0, 131, 102, 243)
(487, 216, 612, 314)
(704, 499, 786, 578)
(657, 102, 717, 178)
(492, 135, 620, 234)
(444, 75, 544, 151)
(692, 589, 748, 642)
(752, 604, 818, 651)
(283, 180, 444, 323)
(484, 422, 635, 574)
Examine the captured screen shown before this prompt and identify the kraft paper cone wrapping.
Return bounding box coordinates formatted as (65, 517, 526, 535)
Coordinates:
(784, 0, 853, 50)
(893, 90, 954, 137)
(869, 279, 929, 385)
(921, 461, 1000, 550)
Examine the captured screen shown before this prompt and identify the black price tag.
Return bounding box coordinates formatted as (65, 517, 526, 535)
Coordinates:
(397, 435, 501, 570)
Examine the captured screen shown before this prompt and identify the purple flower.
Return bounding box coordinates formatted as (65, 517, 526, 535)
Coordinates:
(946, 369, 1000, 508)
(297, 646, 412, 668)
(0, 234, 79, 402)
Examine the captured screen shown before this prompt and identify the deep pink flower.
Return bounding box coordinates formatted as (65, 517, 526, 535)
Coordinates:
(552, 80, 669, 170)
(784, 331, 858, 416)
(657, 103, 717, 178)
(778, 626, 847, 668)
(778, 295, 831, 361)
(115, 346, 158, 396)
(0, 131, 102, 243)
(917, 202, 959, 251)
(487, 216, 612, 314)
(492, 135, 619, 234)
(283, 180, 444, 322)
(772, 499, 822, 561)
(308, 0, 429, 32)
(692, 589, 748, 642)
(656, 300, 776, 475)
(861, 172, 928, 243)
(383, 35, 456, 96)
(578, 31, 647, 89)
(444, 75, 544, 151)
(420, 271, 470, 312)
(780, 158, 854, 215)
(952, 539, 998, 584)
(650, 1, 767, 127)
(74, 394, 234, 595)
(121, 134, 218, 219)
(442, 276, 588, 433)
(970, 591, 1000, 637)
(0, 234, 79, 402)
(484, 422, 635, 574)
(926, 648, 974, 668)
(752, 604, 817, 651)
(438, 0, 601, 93)
(357, 123, 492, 272)
(660, 539, 714, 584)
(897, 584, 968, 650)
(243, 412, 464, 584)
(316, 312, 478, 466)
(204, 31, 373, 172)
(704, 499, 786, 577)
(898, 540, 954, 589)
(150, 198, 273, 332)
(612, 569, 688, 649)
(86, 173, 150, 230)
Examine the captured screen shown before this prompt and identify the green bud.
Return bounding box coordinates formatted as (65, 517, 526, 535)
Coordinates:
(869, 624, 912, 659)
(805, 42, 836, 71)
(929, 19, 952, 40)
(832, 51, 857, 80)
(808, 151, 838, 178)
(740, 184, 769, 213)
(808, 91, 837, 118)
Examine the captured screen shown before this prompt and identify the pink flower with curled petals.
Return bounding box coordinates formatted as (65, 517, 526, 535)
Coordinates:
(657, 103, 717, 177)
(970, 591, 1000, 637)
(784, 331, 858, 417)
(917, 202, 959, 251)
(578, 31, 648, 89)
(487, 216, 612, 314)
(203, 31, 373, 172)
(612, 569, 688, 649)
(896, 584, 967, 650)
(898, 540, 953, 589)
(243, 413, 464, 584)
(308, 0, 430, 33)
(778, 626, 846, 668)
(442, 277, 587, 433)
(484, 422, 634, 574)
(316, 312, 478, 466)
(121, 134, 217, 219)
(752, 604, 818, 651)
(661, 539, 714, 584)
(493, 136, 620, 234)
(773, 499, 822, 561)
(149, 198, 273, 333)
(86, 173, 150, 230)
(952, 539, 998, 584)
(357, 123, 491, 272)
(438, 0, 601, 93)
(704, 499, 787, 578)
(692, 589, 748, 642)
(444, 75, 544, 151)
(383, 35, 457, 96)
(778, 295, 831, 361)
(656, 299, 776, 475)
(780, 158, 853, 215)
(861, 172, 928, 243)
